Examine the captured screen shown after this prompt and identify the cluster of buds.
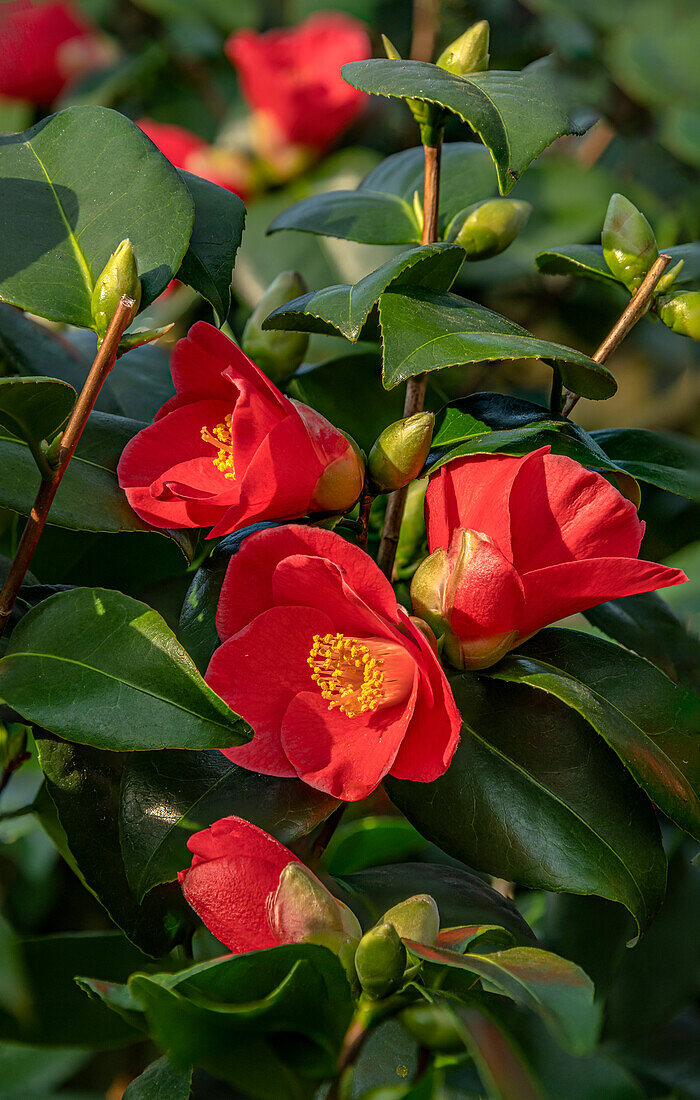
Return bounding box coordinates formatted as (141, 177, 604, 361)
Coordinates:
(242, 271, 310, 387)
(354, 895, 440, 999)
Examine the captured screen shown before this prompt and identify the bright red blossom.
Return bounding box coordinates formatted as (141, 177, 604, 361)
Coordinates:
(206, 525, 461, 802)
(226, 12, 370, 151)
(117, 323, 363, 538)
(415, 448, 687, 668)
(0, 0, 111, 103)
(136, 119, 250, 199)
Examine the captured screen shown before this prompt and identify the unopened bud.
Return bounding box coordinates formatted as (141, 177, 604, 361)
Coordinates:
(355, 922, 407, 1000)
(437, 21, 490, 76)
(243, 272, 310, 386)
(117, 323, 173, 355)
(368, 413, 434, 493)
(91, 239, 141, 340)
(296, 404, 365, 515)
(658, 291, 700, 340)
(400, 1003, 464, 1052)
(602, 194, 658, 293)
(381, 894, 439, 947)
(381, 34, 401, 61)
(656, 259, 684, 295)
(271, 863, 361, 982)
(449, 199, 531, 260)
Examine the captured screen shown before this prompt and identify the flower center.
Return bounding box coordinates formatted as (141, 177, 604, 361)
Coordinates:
(200, 414, 235, 481)
(307, 632, 413, 718)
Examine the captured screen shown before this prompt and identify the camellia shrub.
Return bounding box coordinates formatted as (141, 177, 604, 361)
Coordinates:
(0, 5, 698, 1100)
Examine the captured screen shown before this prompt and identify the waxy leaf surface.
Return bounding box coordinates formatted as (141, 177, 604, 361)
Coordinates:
(177, 170, 245, 324)
(0, 376, 75, 447)
(536, 242, 700, 288)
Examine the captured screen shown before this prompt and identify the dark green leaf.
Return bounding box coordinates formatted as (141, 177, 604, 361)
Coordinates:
(0, 377, 75, 446)
(35, 739, 191, 957)
(0, 1046, 89, 1099)
(126, 947, 352, 1098)
(338, 863, 535, 941)
(608, 1008, 700, 1098)
(386, 675, 667, 934)
(378, 288, 616, 397)
(269, 190, 420, 246)
(0, 106, 194, 326)
(451, 1004, 544, 1100)
(122, 1055, 192, 1099)
(324, 816, 427, 875)
(0, 588, 250, 751)
(342, 58, 589, 194)
(535, 243, 700, 288)
(263, 243, 465, 341)
(590, 428, 700, 501)
(488, 629, 700, 841)
(584, 591, 700, 690)
(177, 170, 245, 325)
(119, 749, 338, 901)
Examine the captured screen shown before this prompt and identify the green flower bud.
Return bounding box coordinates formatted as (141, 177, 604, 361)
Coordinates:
(381, 34, 401, 61)
(601, 194, 658, 293)
(380, 894, 440, 947)
(658, 291, 700, 340)
(449, 199, 531, 260)
(380, 35, 444, 145)
(91, 239, 141, 340)
(271, 863, 361, 983)
(399, 1002, 465, 1052)
(117, 323, 174, 355)
(355, 922, 407, 1000)
(242, 272, 310, 386)
(368, 413, 435, 493)
(655, 259, 684, 295)
(436, 21, 490, 76)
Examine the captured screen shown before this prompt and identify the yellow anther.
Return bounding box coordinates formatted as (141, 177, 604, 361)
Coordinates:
(200, 413, 235, 481)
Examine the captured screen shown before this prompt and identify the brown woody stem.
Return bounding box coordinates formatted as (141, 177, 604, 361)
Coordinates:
(377, 140, 442, 579)
(0, 296, 135, 638)
(356, 485, 374, 551)
(561, 253, 671, 417)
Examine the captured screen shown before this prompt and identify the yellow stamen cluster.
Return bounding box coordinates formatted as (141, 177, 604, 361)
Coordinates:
(308, 632, 385, 718)
(200, 414, 235, 481)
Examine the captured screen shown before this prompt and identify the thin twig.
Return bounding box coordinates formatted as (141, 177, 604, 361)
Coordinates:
(0, 297, 135, 638)
(410, 0, 441, 61)
(356, 485, 374, 551)
(377, 141, 442, 579)
(326, 1017, 370, 1100)
(561, 254, 671, 417)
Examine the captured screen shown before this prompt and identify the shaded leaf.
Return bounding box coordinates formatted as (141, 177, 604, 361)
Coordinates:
(0, 1046, 89, 1099)
(0, 106, 194, 326)
(0, 376, 75, 447)
(123, 1055, 192, 1099)
(177, 170, 245, 325)
(453, 1004, 544, 1100)
(591, 428, 700, 501)
(536, 242, 700, 288)
(323, 816, 427, 876)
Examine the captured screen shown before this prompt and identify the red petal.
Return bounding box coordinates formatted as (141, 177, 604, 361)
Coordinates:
(216, 525, 400, 640)
(281, 677, 418, 801)
(271, 554, 398, 641)
(389, 610, 461, 782)
(448, 531, 526, 636)
(517, 558, 688, 636)
(179, 816, 299, 953)
(206, 604, 335, 778)
(508, 450, 643, 572)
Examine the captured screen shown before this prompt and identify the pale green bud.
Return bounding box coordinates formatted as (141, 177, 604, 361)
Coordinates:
(355, 923, 407, 1000)
(602, 194, 658, 293)
(437, 21, 490, 76)
(91, 239, 141, 340)
(449, 199, 532, 260)
(117, 323, 173, 355)
(399, 1002, 464, 1052)
(658, 291, 700, 340)
(655, 258, 684, 295)
(381, 34, 401, 61)
(381, 894, 440, 947)
(271, 863, 361, 945)
(368, 412, 434, 493)
(242, 272, 309, 386)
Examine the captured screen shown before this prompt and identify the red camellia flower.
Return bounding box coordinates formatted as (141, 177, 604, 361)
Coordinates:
(411, 447, 687, 669)
(137, 119, 251, 199)
(225, 12, 370, 151)
(206, 525, 461, 802)
(117, 322, 364, 538)
(178, 816, 361, 954)
(0, 0, 111, 103)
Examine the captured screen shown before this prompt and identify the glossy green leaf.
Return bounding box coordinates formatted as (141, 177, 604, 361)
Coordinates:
(35, 740, 191, 957)
(489, 629, 700, 841)
(535, 243, 700, 288)
(411, 941, 599, 1054)
(126, 947, 352, 1098)
(0, 376, 75, 447)
(338, 863, 535, 941)
(0, 106, 194, 326)
(342, 58, 588, 194)
(177, 170, 245, 325)
(263, 243, 465, 341)
(378, 288, 616, 397)
(0, 588, 250, 751)
(584, 591, 700, 690)
(122, 1056, 192, 1099)
(590, 428, 700, 501)
(119, 749, 337, 901)
(324, 816, 427, 875)
(386, 675, 667, 934)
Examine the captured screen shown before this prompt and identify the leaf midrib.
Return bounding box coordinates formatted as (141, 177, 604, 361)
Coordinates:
(27, 142, 94, 300)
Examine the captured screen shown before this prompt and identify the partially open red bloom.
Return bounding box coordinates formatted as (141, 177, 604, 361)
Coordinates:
(226, 12, 370, 151)
(137, 119, 250, 199)
(206, 525, 461, 802)
(415, 448, 687, 669)
(0, 0, 110, 103)
(178, 816, 360, 954)
(117, 323, 363, 538)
